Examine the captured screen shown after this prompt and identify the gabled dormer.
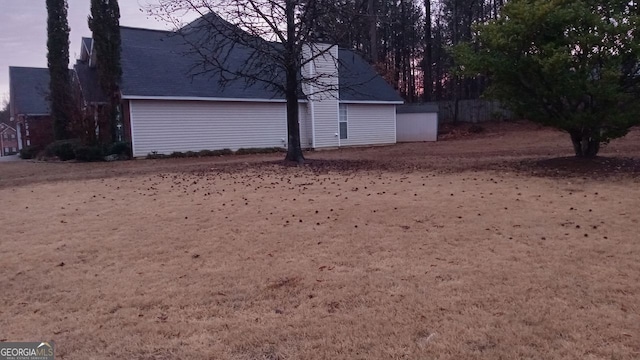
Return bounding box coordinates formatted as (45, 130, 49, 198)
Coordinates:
(79, 37, 97, 68)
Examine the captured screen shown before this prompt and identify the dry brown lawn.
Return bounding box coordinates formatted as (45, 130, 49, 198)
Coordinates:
(1, 122, 639, 359)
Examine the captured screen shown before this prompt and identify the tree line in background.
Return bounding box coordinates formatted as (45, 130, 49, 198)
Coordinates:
(313, 0, 507, 103)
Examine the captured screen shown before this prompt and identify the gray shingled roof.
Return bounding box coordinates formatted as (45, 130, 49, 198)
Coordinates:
(119, 24, 403, 102)
(120, 26, 283, 99)
(74, 61, 107, 104)
(338, 50, 404, 102)
(9, 67, 51, 115)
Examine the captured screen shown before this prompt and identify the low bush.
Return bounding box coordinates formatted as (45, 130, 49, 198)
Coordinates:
(147, 149, 230, 158)
(197, 150, 214, 157)
(74, 145, 104, 162)
(214, 149, 233, 156)
(170, 151, 186, 158)
(235, 147, 285, 155)
(43, 140, 81, 161)
(19, 147, 39, 160)
(107, 142, 131, 157)
(198, 149, 233, 157)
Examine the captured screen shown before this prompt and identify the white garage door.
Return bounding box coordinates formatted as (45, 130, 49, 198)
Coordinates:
(129, 100, 289, 157)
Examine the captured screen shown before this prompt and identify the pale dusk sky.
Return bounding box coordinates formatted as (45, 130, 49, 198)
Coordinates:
(0, 0, 178, 102)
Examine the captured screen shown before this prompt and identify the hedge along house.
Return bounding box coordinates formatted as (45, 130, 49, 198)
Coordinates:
(107, 15, 403, 158)
(8, 67, 55, 152)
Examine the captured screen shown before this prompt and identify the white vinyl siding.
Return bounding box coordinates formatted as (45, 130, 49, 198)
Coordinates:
(396, 112, 438, 142)
(338, 104, 397, 147)
(130, 100, 287, 157)
(313, 100, 339, 148)
(303, 44, 340, 148)
(298, 104, 313, 149)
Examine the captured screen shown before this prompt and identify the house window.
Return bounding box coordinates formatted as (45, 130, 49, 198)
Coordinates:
(25, 130, 30, 136)
(10, 134, 15, 139)
(3, 147, 8, 153)
(11, 147, 16, 152)
(339, 104, 348, 140)
(27, 140, 31, 146)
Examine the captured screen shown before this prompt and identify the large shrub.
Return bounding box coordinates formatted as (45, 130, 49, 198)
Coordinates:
(43, 140, 80, 161)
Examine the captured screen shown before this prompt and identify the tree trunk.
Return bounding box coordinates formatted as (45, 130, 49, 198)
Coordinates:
(285, 87, 304, 164)
(368, 0, 378, 63)
(423, 0, 432, 102)
(284, 0, 304, 164)
(570, 130, 600, 158)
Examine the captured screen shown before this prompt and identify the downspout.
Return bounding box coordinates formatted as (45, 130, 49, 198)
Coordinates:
(310, 62, 317, 149)
(129, 100, 136, 157)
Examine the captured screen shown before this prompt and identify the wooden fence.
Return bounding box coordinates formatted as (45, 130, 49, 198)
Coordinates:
(428, 100, 514, 123)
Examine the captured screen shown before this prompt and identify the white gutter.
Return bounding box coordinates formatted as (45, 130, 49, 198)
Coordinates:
(121, 95, 308, 103)
(339, 100, 405, 105)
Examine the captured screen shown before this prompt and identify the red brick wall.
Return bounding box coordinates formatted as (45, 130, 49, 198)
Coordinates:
(21, 116, 55, 151)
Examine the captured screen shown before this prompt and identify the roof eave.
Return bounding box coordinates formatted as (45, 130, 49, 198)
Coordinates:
(121, 95, 307, 103)
(339, 100, 404, 105)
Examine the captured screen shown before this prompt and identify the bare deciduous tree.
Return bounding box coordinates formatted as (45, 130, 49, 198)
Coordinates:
(151, 0, 350, 163)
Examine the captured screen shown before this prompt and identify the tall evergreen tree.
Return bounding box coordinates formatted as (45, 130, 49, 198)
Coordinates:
(46, 0, 73, 140)
(89, 0, 122, 143)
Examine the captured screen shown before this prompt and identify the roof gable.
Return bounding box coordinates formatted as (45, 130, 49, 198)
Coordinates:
(338, 50, 404, 102)
(80, 37, 93, 62)
(74, 61, 107, 104)
(117, 17, 402, 103)
(0, 122, 17, 133)
(9, 67, 51, 116)
(120, 26, 284, 100)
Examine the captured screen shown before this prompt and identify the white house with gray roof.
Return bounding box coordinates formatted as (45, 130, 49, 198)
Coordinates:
(78, 15, 405, 157)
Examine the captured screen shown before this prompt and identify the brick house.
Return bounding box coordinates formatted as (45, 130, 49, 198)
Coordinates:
(9, 67, 55, 152)
(8, 42, 106, 152)
(0, 121, 19, 156)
